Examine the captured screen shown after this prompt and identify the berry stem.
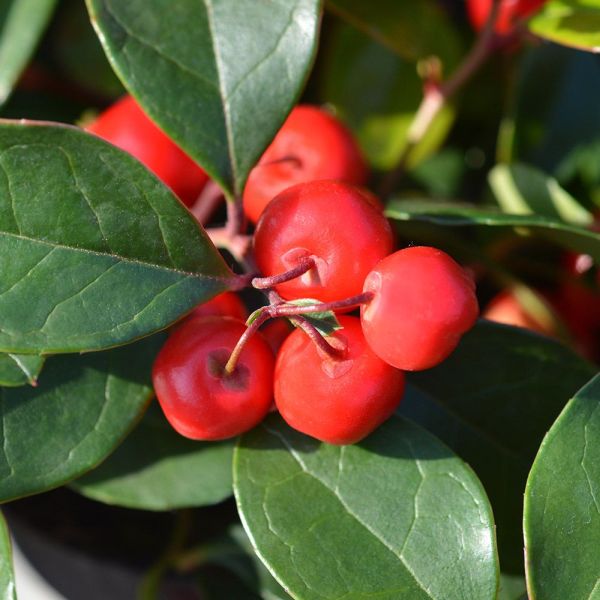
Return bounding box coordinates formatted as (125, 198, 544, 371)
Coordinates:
(378, 0, 503, 197)
(223, 309, 270, 375)
(289, 316, 345, 359)
(252, 256, 316, 289)
(273, 291, 374, 316)
(190, 180, 224, 225)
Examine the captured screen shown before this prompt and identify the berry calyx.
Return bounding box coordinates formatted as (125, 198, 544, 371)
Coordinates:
(361, 247, 479, 371)
(253, 180, 393, 303)
(243, 105, 368, 223)
(152, 316, 274, 440)
(86, 95, 208, 206)
(275, 316, 405, 445)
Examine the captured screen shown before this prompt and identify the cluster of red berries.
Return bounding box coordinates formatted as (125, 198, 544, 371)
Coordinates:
(87, 99, 479, 445)
(466, 0, 546, 36)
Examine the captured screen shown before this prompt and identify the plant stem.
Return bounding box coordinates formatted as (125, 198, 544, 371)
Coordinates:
(251, 256, 316, 289)
(378, 0, 503, 197)
(224, 309, 270, 374)
(273, 291, 374, 316)
(289, 316, 344, 359)
(190, 179, 225, 225)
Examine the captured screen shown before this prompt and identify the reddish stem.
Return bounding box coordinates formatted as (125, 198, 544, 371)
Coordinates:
(288, 316, 345, 360)
(273, 291, 374, 316)
(251, 256, 316, 289)
(224, 309, 270, 374)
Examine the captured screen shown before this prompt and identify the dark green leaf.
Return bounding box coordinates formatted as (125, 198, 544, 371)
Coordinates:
(321, 24, 454, 170)
(0, 335, 162, 502)
(0, 511, 15, 600)
(489, 162, 593, 226)
(53, 0, 123, 98)
(325, 0, 462, 64)
(510, 44, 600, 173)
(524, 374, 600, 599)
(0, 0, 58, 106)
(72, 403, 233, 510)
(0, 121, 232, 354)
(386, 199, 600, 261)
(498, 574, 527, 600)
(234, 414, 499, 600)
(0, 353, 44, 387)
(86, 0, 322, 198)
(402, 321, 596, 572)
(529, 0, 600, 53)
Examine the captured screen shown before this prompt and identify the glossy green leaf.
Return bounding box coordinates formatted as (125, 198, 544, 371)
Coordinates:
(0, 353, 44, 387)
(510, 44, 600, 173)
(402, 322, 596, 572)
(325, 0, 462, 64)
(498, 574, 527, 600)
(72, 403, 233, 510)
(386, 199, 600, 261)
(0, 511, 15, 600)
(0, 121, 232, 355)
(0, 335, 162, 503)
(0, 0, 58, 106)
(489, 162, 594, 226)
(322, 24, 454, 171)
(529, 0, 600, 53)
(234, 414, 499, 600)
(524, 374, 600, 599)
(86, 0, 322, 198)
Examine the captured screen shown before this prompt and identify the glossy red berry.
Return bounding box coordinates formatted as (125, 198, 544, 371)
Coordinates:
(261, 318, 294, 355)
(243, 105, 368, 223)
(153, 316, 274, 440)
(467, 0, 546, 35)
(483, 290, 555, 336)
(188, 292, 248, 322)
(87, 95, 208, 206)
(253, 180, 393, 303)
(275, 316, 405, 445)
(361, 247, 479, 371)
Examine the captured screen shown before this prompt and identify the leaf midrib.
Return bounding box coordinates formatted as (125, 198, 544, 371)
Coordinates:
(0, 230, 227, 282)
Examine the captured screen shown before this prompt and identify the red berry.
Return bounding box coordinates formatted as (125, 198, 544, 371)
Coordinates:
(188, 292, 248, 322)
(361, 247, 479, 371)
(467, 0, 546, 35)
(253, 180, 393, 303)
(243, 105, 368, 223)
(275, 316, 405, 445)
(152, 316, 274, 440)
(483, 290, 555, 336)
(87, 95, 208, 206)
(261, 318, 294, 355)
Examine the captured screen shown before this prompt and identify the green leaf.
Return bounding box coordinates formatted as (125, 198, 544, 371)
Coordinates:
(0, 511, 15, 600)
(0, 0, 58, 106)
(86, 0, 322, 198)
(287, 299, 341, 337)
(524, 373, 600, 599)
(0, 353, 44, 387)
(498, 574, 527, 600)
(234, 414, 499, 600)
(321, 24, 454, 171)
(0, 335, 162, 502)
(510, 44, 600, 173)
(386, 199, 600, 261)
(402, 321, 596, 572)
(72, 403, 233, 511)
(0, 121, 232, 355)
(489, 162, 594, 226)
(325, 0, 462, 64)
(529, 0, 600, 53)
